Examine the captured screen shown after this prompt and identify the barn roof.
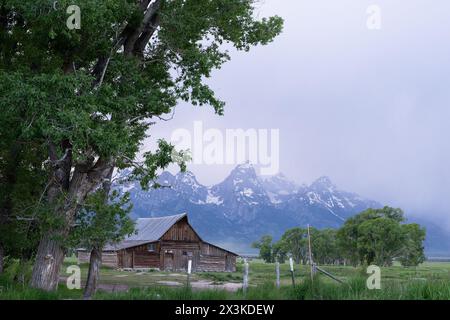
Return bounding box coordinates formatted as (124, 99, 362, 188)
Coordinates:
(102, 213, 188, 251)
(129, 213, 188, 241)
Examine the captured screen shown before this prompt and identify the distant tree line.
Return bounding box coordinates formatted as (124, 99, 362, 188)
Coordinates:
(252, 207, 426, 267)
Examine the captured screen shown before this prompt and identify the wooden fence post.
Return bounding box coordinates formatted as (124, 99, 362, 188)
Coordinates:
(276, 262, 280, 288)
(243, 259, 249, 294)
(307, 224, 314, 282)
(187, 259, 192, 288)
(289, 257, 295, 287)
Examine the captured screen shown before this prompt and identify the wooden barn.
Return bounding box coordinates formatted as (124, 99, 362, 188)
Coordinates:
(77, 213, 238, 272)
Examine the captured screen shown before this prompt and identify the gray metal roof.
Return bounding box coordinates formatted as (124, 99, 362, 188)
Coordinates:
(128, 213, 188, 242)
(102, 213, 188, 251)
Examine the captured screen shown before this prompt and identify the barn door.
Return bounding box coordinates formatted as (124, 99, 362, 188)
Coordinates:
(181, 251, 194, 272)
(164, 252, 174, 271)
(225, 255, 233, 272)
(122, 251, 133, 268)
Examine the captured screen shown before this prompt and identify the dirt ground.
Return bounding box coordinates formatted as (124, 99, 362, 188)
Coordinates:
(156, 279, 243, 292)
(60, 275, 243, 293)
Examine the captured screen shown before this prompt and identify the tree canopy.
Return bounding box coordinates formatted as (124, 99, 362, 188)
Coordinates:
(336, 207, 425, 266)
(0, 0, 283, 290)
(253, 207, 426, 268)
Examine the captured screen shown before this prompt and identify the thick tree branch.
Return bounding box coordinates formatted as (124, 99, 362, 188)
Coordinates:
(124, 0, 161, 56)
(133, 13, 161, 58)
(92, 1, 160, 85)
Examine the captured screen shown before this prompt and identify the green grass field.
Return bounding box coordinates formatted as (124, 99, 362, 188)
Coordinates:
(1, 258, 449, 300)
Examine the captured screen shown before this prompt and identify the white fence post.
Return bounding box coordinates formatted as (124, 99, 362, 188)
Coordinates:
(276, 262, 280, 288)
(187, 259, 192, 287)
(289, 257, 295, 287)
(243, 259, 249, 294)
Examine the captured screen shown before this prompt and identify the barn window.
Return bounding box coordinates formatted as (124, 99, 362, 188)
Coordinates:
(147, 243, 156, 252)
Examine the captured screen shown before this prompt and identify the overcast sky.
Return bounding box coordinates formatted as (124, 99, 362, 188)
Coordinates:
(143, 0, 450, 229)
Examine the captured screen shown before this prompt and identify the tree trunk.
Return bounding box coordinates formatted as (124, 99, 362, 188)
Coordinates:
(83, 247, 102, 299)
(0, 244, 4, 274)
(30, 235, 66, 291)
(30, 150, 113, 291)
(83, 167, 114, 299)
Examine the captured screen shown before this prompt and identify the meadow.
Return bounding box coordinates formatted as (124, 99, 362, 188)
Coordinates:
(0, 258, 449, 300)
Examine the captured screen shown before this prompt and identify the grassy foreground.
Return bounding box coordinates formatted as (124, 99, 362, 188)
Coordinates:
(0, 259, 449, 300)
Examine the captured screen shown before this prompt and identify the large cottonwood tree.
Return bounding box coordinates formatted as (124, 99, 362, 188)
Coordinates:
(0, 0, 283, 290)
(337, 207, 426, 266)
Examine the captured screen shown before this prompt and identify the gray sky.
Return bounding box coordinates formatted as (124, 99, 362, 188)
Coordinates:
(144, 0, 450, 229)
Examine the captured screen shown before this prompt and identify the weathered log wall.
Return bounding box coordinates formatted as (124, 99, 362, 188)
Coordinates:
(77, 251, 118, 268)
(198, 243, 237, 272)
(160, 241, 201, 271)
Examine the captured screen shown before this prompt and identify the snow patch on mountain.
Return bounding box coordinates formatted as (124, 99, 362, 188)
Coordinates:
(206, 190, 223, 205)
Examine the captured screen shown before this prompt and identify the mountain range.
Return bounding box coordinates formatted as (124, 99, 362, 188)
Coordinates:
(115, 163, 450, 256)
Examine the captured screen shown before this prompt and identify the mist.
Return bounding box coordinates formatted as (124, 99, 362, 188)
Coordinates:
(143, 0, 450, 230)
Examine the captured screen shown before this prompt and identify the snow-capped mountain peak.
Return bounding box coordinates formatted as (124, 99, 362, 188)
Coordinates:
(229, 162, 258, 181)
(115, 164, 380, 241)
(211, 163, 270, 215)
(310, 176, 337, 192)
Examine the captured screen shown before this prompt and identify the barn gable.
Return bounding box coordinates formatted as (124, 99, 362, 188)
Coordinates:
(161, 216, 202, 242)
